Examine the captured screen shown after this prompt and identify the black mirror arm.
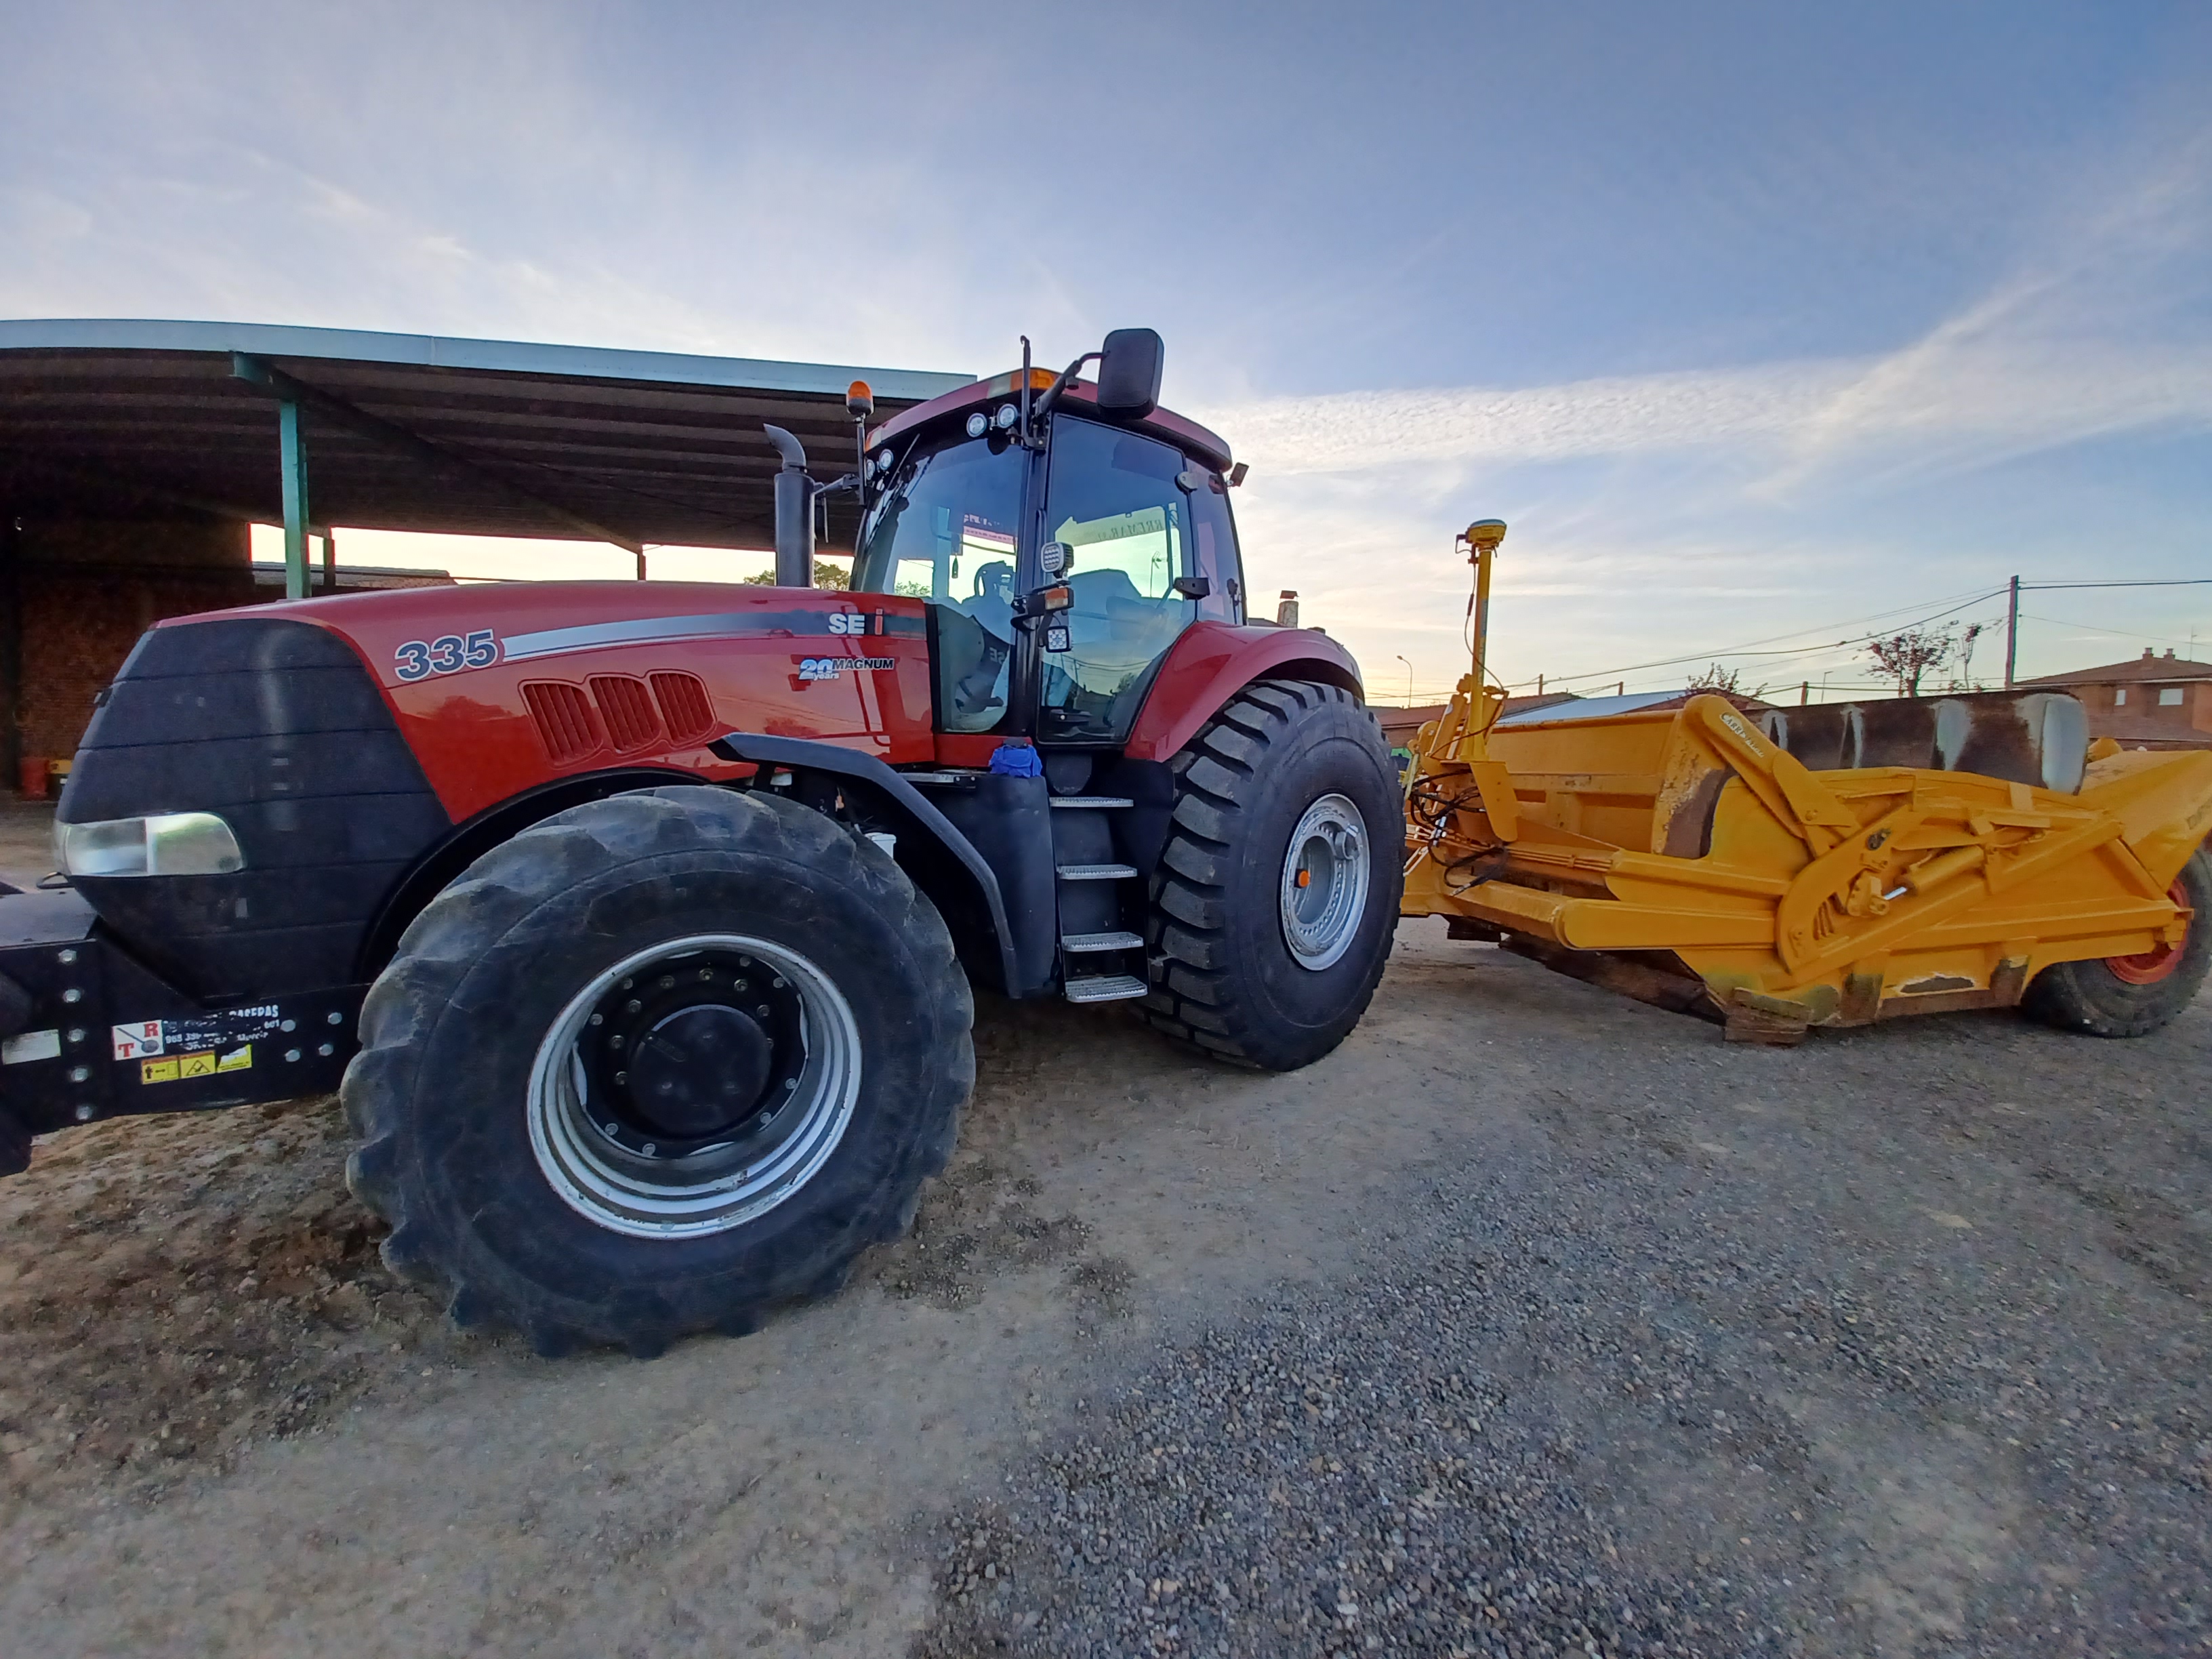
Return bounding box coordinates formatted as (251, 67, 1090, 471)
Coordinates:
(1029, 352, 1101, 436)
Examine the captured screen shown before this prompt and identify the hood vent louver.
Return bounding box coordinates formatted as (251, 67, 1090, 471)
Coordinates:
(588, 674, 662, 752)
(521, 680, 606, 765)
(650, 672, 716, 745)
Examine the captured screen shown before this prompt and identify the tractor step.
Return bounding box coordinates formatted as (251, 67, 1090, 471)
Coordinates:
(1062, 929, 1144, 953)
(1048, 796, 1135, 809)
(1056, 862, 1137, 881)
(1063, 973, 1149, 1004)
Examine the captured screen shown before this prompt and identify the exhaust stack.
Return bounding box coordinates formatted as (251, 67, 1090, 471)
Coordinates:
(764, 424, 814, 588)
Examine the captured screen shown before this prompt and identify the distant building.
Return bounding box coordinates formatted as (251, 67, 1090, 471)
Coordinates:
(2015, 648, 2212, 752)
(1376, 692, 1579, 757)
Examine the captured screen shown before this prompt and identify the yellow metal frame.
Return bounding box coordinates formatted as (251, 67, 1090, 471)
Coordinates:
(1400, 523, 2212, 1037)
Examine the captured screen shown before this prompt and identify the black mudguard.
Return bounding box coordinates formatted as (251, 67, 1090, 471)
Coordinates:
(708, 733, 1058, 998)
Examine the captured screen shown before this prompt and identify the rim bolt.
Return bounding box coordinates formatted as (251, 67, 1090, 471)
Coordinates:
(771, 976, 786, 989)
(590, 1013, 604, 1026)
(609, 1034, 624, 1049)
(783, 1077, 798, 1090)
(641, 1142, 657, 1156)
(614, 1071, 628, 1085)
(625, 999, 642, 1014)
(698, 967, 714, 980)
(659, 975, 676, 989)
(756, 1004, 770, 1017)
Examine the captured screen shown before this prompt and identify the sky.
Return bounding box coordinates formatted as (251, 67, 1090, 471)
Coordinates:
(6, 1, 2210, 702)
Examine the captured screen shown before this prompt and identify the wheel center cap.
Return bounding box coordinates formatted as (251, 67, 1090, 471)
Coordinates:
(623, 1004, 773, 1138)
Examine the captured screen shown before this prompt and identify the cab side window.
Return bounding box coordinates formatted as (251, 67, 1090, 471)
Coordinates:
(1040, 418, 1202, 741)
(1184, 467, 1244, 624)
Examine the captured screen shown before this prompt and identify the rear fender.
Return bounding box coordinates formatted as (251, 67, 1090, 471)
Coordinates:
(1122, 622, 1365, 762)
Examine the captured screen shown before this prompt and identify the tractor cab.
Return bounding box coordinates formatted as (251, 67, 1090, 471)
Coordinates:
(776, 330, 1248, 745)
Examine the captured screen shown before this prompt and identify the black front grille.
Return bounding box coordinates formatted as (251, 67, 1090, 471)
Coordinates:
(60, 617, 451, 998)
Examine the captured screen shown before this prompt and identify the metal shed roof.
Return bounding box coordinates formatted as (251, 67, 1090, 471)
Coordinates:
(0, 319, 972, 550)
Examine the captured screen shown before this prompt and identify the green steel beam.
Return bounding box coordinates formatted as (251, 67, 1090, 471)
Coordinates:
(231, 352, 644, 556)
(278, 398, 310, 600)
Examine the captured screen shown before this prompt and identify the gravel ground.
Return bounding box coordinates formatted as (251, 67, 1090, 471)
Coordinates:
(918, 940, 2212, 1659)
(1, 921, 2207, 1656)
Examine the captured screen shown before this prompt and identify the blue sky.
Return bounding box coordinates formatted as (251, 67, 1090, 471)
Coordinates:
(6, 1, 2209, 699)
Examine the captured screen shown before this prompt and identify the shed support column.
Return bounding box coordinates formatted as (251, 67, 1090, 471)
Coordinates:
(322, 529, 336, 594)
(279, 400, 311, 601)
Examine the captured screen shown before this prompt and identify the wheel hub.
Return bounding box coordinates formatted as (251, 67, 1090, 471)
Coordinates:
(626, 1004, 774, 1137)
(2106, 878, 2191, 985)
(1279, 793, 1372, 972)
(526, 935, 862, 1237)
(579, 950, 804, 1157)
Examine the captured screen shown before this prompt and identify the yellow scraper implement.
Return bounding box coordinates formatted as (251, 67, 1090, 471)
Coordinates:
(1401, 521, 2212, 1044)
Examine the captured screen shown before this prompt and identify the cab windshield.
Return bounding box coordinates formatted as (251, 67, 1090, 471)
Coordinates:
(853, 432, 1028, 733)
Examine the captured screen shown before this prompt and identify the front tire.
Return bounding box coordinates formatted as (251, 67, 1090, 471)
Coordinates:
(1139, 678, 1403, 1069)
(342, 787, 972, 1356)
(2022, 847, 2211, 1038)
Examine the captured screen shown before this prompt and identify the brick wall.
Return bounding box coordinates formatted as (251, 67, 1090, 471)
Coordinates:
(5, 516, 258, 775)
(15, 564, 260, 762)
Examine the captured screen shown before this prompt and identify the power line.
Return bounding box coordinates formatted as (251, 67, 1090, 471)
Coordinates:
(1526, 586, 2009, 693)
(2018, 578, 2212, 592)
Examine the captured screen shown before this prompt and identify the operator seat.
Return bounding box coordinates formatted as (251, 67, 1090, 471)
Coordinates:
(1065, 567, 1187, 670)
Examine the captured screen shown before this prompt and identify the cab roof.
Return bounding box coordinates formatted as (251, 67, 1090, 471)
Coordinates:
(870, 367, 1232, 472)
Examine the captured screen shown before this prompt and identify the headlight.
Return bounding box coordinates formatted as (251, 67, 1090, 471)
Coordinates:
(56, 813, 245, 878)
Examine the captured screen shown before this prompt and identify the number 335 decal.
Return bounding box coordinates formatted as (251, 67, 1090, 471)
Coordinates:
(394, 630, 499, 682)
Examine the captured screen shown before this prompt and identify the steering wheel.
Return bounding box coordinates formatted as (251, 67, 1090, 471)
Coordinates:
(972, 559, 1012, 600)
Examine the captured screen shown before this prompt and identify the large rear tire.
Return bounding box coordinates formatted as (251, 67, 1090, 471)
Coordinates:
(1138, 678, 1402, 1070)
(342, 787, 972, 1356)
(2022, 847, 2211, 1038)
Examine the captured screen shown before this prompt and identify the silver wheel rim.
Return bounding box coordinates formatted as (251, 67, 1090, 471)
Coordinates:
(526, 933, 861, 1237)
(1279, 792, 1371, 972)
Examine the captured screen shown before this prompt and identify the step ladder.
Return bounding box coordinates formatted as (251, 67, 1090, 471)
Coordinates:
(1048, 793, 1148, 1004)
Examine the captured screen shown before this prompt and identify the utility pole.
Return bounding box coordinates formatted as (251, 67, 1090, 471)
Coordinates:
(2003, 575, 2020, 689)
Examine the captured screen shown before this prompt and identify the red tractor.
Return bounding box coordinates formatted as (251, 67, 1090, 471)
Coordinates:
(1, 329, 1401, 1355)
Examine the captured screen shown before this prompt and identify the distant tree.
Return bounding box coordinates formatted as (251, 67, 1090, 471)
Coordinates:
(745, 558, 851, 590)
(1685, 662, 1744, 695)
(1865, 626, 1956, 697)
(1945, 623, 1986, 691)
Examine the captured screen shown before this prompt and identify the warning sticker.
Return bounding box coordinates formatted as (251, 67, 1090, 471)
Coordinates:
(113, 1021, 165, 1061)
(116, 1006, 286, 1066)
(142, 1051, 222, 1084)
(216, 1045, 253, 1073)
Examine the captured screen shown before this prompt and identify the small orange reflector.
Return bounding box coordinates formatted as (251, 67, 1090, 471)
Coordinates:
(1296, 868, 1312, 888)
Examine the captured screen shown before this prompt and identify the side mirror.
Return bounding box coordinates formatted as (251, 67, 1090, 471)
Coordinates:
(1095, 327, 1164, 421)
